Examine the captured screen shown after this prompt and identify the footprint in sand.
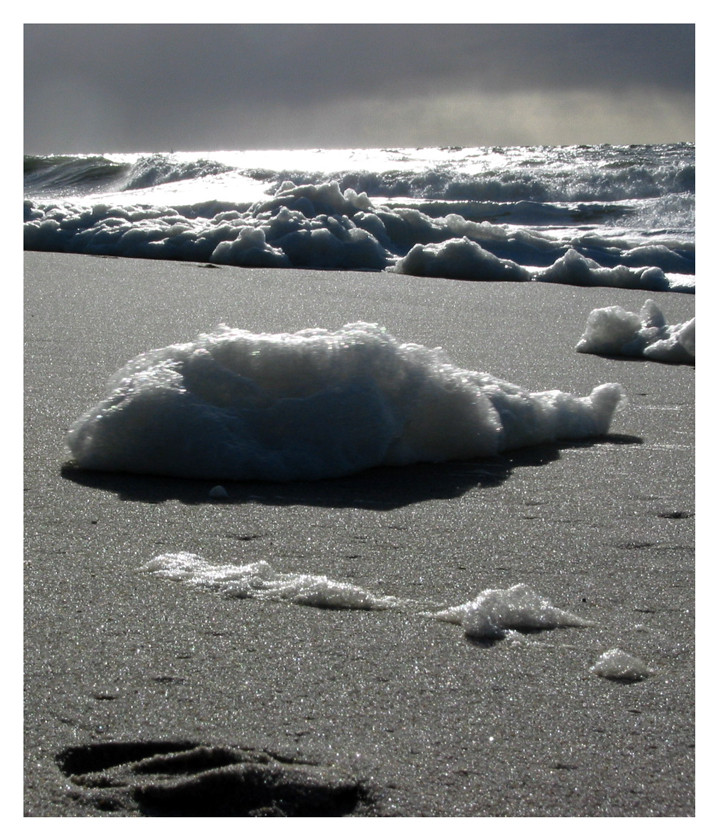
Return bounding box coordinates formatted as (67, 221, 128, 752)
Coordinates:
(56, 740, 375, 817)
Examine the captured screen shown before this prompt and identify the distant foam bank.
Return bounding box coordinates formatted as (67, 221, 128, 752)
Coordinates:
(25, 144, 694, 293)
(67, 322, 624, 482)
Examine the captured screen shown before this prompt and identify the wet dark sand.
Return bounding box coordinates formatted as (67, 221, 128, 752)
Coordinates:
(24, 253, 695, 817)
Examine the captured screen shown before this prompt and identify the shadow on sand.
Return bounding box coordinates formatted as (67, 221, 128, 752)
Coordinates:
(61, 433, 641, 512)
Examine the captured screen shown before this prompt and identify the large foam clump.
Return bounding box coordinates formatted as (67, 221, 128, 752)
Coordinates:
(67, 322, 625, 482)
(576, 299, 695, 363)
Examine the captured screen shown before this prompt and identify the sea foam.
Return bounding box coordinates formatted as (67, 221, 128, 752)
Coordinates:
(431, 583, 594, 639)
(142, 553, 401, 610)
(142, 553, 593, 641)
(67, 323, 625, 482)
(24, 145, 695, 292)
(576, 299, 695, 363)
(590, 649, 654, 682)
(23, 191, 694, 291)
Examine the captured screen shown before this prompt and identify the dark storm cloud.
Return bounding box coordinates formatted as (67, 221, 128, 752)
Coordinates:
(24, 23, 695, 152)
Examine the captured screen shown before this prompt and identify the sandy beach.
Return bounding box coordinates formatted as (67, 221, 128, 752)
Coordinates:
(24, 252, 695, 817)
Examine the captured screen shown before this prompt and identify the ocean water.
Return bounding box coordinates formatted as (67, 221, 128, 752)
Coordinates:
(24, 144, 694, 292)
(67, 322, 624, 482)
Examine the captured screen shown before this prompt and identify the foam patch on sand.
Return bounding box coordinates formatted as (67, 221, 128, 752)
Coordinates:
(67, 322, 625, 482)
(142, 554, 593, 641)
(141, 553, 401, 610)
(576, 299, 694, 363)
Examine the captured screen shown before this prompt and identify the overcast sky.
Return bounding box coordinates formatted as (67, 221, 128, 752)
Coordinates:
(23, 23, 695, 154)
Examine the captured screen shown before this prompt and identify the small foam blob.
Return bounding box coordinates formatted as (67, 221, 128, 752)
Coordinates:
(590, 648, 654, 682)
(432, 583, 594, 640)
(67, 323, 625, 482)
(576, 299, 694, 363)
